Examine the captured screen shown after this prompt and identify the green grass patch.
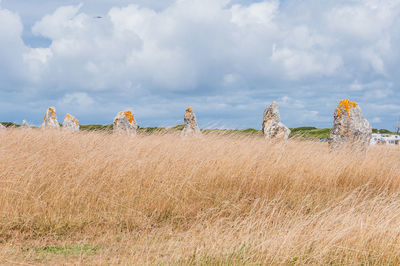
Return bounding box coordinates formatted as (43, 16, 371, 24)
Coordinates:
(201, 128, 263, 136)
(22, 244, 97, 256)
(168, 124, 185, 131)
(138, 126, 167, 133)
(290, 126, 317, 133)
(289, 127, 331, 139)
(79, 124, 113, 131)
(372, 128, 396, 134)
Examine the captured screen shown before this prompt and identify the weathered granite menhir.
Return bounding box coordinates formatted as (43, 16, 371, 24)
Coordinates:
(41, 107, 60, 129)
(113, 110, 138, 135)
(63, 113, 79, 132)
(262, 101, 291, 140)
(21, 120, 30, 130)
(181, 106, 201, 137)
(329, 99, 372, 149)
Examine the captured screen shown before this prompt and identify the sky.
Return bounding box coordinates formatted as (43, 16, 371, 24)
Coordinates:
(1, 0, 400, 130)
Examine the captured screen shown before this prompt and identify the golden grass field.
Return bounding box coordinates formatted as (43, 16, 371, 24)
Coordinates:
(0, 128, 400, 265)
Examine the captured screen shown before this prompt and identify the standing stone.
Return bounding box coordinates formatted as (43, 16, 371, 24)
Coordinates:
(21, 120, 30, 129)
(329, 99, 372, 149)
(41, 107, 60, 129)
(262, 101, 291, 140)
(63, 113, 79, 132)
(0, 123, 6, 131)
(181, 106, 201, 137)
(113, 110, 138, 135)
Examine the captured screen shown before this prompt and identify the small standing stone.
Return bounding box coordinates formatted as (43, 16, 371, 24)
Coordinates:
(63, 113, 79, 132)
(41, 107, 60, 129)
(329, 99, 372, 149)
(262, 101, 291, 140)
(113, 110, 138, 135)
(181, 106, 201, 137)
(21, 120, 30, 130)
(0, 123, 6, 131)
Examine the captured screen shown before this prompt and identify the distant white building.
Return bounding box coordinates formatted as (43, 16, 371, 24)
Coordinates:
(370, 133, 400, 145)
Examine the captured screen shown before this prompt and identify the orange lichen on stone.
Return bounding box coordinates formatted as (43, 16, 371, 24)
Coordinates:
(123, 111, 135, 123)
(185, 106, 193, 118)
(64, 113, 78, 124)
(48, 108, 57, 119)
(337, 99, 357, 118)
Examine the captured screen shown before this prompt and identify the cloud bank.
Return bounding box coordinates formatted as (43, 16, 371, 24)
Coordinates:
(1, 0, 400, 129)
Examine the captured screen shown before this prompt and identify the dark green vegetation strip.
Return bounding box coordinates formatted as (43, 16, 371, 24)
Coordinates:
(2, 121, 398, 138)
(289, 127, 331, 139)
(79, 124, 113, 131)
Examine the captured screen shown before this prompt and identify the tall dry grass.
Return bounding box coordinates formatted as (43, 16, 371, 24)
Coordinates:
(0, 128, 400, 264)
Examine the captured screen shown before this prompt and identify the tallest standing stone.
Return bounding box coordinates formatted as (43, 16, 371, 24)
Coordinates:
(329, 99, 372, 149)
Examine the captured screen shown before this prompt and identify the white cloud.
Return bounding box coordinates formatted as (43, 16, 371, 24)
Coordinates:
(24, 0, 399, 89)
(364, 88, 393, 100)
(32, 4, 85, 40)
(348, 80, 363, 91)
(278, 96, 304, 109)
(0, 5, 28, 83)
(59, 92, 95, 107)
(327, 0, 398, 41)
(271, 45, 342, 79)
(371, 117, 381, 123)
(231, 1, 278, 27)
